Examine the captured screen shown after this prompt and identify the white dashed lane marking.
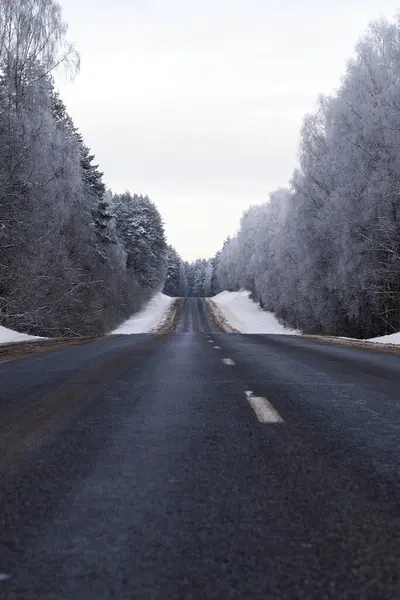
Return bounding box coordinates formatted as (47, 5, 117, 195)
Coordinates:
(222, 358, 235, 366)
(245, 391, 284, 423)
(0, 573, 10, 582)
(214, 346, 221, 350)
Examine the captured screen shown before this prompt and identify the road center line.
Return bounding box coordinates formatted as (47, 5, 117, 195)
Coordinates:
(222, 358, 235, 365)
(245, 391, 284, 423)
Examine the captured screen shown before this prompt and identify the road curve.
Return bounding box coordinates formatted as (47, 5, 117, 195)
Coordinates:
(0, 299, 399, 599)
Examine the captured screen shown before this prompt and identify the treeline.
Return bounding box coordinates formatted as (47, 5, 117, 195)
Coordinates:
(212, 16, 400, 339)
(0, 0, 167, 337)
(163, 248, 218, 297)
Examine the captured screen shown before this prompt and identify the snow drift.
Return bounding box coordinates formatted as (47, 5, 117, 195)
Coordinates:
(211, 290, 300, 335)
(0, 325, 43, 345)
(112, 293, 174, 334)
(367, 332, 400, 345)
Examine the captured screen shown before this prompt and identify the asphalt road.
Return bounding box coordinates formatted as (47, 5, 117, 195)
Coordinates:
(0, 298, 399, 599)
(174, 297, 215, 333)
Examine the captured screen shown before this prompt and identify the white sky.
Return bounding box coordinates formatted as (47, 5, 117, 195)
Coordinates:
(56, 0, 400, 261)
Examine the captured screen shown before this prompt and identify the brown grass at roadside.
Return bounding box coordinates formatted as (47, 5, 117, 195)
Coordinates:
(204, 298, 241, 333)
(152, 298, 183, 333)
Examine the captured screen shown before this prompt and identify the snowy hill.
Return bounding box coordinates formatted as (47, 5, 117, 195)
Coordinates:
(112, 293, 174, 334)
(211, 290, 300, 335)
(367, 332, 400, 345)
(0, 325, 43, 345)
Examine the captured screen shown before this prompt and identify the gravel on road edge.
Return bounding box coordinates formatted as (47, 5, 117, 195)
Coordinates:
(152, 298, 183, 333)
(204, 298, 240, 333)
(204, 298, 400, 355)
(0, 335, 110, 365)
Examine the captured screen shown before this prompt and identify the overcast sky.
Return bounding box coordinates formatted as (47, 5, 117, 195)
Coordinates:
(56, 0, 400, 261)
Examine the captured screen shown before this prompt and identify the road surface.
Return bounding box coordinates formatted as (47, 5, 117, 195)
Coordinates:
(0, 298, 399, 599)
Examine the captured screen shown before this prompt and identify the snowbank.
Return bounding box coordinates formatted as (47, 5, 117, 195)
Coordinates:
(112, 293, 174, 334)
(367, 332, 400, 345)
(0, 325, 43, 345)
(212, 290, 300, 335)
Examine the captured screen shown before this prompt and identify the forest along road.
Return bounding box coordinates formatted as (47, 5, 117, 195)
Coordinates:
(0, 298, 399, 599)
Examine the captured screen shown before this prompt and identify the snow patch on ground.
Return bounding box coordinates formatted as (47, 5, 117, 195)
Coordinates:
(212, 290, 300, 335)
(0, 325, 43, 344)
(112, 293, 174, 334)
(367, 331, 400, 344)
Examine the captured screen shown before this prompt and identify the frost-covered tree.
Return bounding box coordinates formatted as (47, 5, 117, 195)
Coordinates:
(0, 0, 79, 84)
(202, 260, 213, 297)
(191, 259, 207, 296)
(113, 193, 167, 294)
(0, 1, 169, 336)
(214, 15, 400, 338)
(163, 245, 187, 297)
(180, 258, 214, 297)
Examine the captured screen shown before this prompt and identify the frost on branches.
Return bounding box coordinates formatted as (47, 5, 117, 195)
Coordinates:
(0, 0, 167, 336)
(213, 16, 400, 339)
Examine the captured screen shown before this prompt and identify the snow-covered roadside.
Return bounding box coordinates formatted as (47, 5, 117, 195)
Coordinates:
(367, 332, 400, 345)
(210, 290, 400, 344)
(211, 290, 300, 335)
(325, 331, 400, 345)
(112, 293, 175, 334)
(0, 325, 43, 345)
